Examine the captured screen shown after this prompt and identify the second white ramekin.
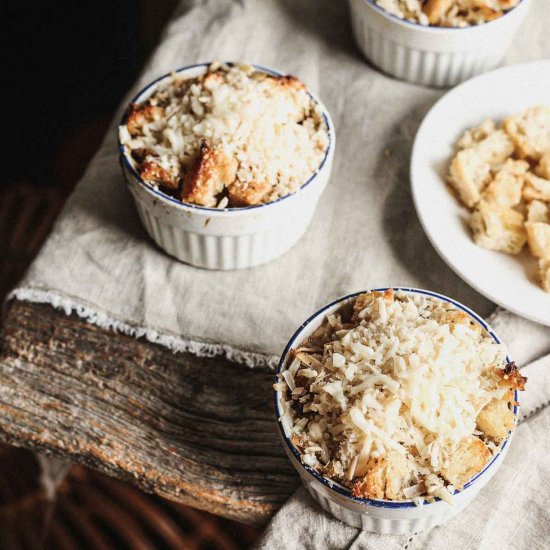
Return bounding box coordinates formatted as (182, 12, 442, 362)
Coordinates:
(275, 288, 519, 534)
(348, 0, 532, 87)
(119, 63, 335, 270)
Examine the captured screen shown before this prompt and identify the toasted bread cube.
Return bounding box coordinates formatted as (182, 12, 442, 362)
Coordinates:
(525, 222, 550, 260)
(497, 361, 527, 391)
(182, 141, 237, 207)
(351, 452, 411, 500)
(523, 172, 550, 202)
(482, 159, 528, 207)
(540, 259, 550, 292)
(536, 150, 550, 179)
(126, 103, 163, 135)
(352, 457, 386, 499)
(441, 437, 490, 488)
(227, 179, 272, 206)
(384, 451, 411, 500)
(448, 150, 490, 208)
(140, 160, 179, 190)
(475, 129, 515, 165)
(477, 390, 515, 443)
(469, 202, 526, 254)
(503, 106, 550, 160)
(436, 310, 482, 334)
(448, 130, 514, 208)
(457, 119, 496, 149)
(423, 0, 453, 23)
(527, 200, 549, 223)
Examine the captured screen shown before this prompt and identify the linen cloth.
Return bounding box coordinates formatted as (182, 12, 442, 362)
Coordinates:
(8, 0, 550, 547)
(11, 0, 550, 368)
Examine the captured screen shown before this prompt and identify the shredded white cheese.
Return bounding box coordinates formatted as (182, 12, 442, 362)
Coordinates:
(279, 290, 514, 502)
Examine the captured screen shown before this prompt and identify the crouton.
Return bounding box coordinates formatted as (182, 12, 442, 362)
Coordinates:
(126, 103, 163, 135)
(474, 129, 516, 165)
(448, 150, 490, 208)
(482, 159, 529, 207)
(469, 202, 526, 254)
(435, 310, 482, 334)
(448, 130, 514, 208)
(478, 6, 502, 21)
(227, 179, 272, 206)
(503, 106, 550, 160)
(525, 221, 550, 259)
(423, 0, 453, 24)
(441, 437, 490, 488)
(476, 390, 515, 443)
(182, 141, 237, 207)
(522, 172, 550, 202)
(457, 119, 496, 149)
(352, 457, 386, 499)
(527, 200, 549, 223)
(352, 290, 394, 321)
(351, 452, 411, 500)
(536, 150, 550, 179)
(384, 451, 412, 500)
(140, 161, 179, 190)
(497, 361, 527, 391)
(540, 259, 550, 292)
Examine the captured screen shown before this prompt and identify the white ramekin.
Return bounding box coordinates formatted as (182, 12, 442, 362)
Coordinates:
(118, 63, 335, 270)
(348, 0, 532, 87)
(274, 288, 519, 534)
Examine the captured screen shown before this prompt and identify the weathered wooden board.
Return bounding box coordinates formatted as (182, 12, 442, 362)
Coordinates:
(0, 300, 298, 526)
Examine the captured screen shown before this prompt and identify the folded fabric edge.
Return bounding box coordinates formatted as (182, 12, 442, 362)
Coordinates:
(6, 287, 279, 370)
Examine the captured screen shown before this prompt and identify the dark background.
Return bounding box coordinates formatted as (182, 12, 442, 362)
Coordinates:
(3, 0, 179, 192)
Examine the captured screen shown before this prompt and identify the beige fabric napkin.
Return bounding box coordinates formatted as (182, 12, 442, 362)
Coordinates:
(10, 0, 550, 368)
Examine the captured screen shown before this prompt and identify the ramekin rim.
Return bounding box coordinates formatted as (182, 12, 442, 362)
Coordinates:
(274, 287, 517, 509)
(118, 61, 335, 216)
(362, 0, 527, 33)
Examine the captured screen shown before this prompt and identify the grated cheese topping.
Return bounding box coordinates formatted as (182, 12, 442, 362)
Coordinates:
(120, 62, 328, 208)
(278, 290, 525, 502)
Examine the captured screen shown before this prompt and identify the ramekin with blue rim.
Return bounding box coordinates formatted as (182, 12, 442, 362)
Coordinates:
(118, 62, 335, 270)
(348, 0, 532, 87)
(274, 288, 520, 534)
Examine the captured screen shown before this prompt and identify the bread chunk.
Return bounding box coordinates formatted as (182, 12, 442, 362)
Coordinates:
(448, 130, 514, 208)
(423, 0, 453, 23)
(523, 172, 550, 202)
(469, 202, 526, 254)
(482, 159, 528, 207)
(352, 457, 385, 499)
(539, 259, 550, 292)
(227, 179, 272, 206)
(525, 221, 550, 259)
(182, 141, 237, 207)
(536, 150, 550, 179)
(497, 361, 527, 391)
(127, 103, 163, 135)
(140, 160, 180, 191)
(527, 200, 549, 223)
(503, 106, 550, 160)
(384, 451, 412, 500)
(351, 451, 411, 500)
(441, 437, 490, 488)
(476, 390, 515, 444)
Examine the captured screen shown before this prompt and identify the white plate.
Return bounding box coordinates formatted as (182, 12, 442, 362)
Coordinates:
(411, 60, 550, 326)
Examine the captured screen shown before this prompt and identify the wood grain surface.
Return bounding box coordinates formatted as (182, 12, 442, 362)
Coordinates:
(0, 300, 298, 526)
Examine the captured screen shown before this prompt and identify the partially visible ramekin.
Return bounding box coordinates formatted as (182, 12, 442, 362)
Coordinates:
(119, 63, 335, 270)
(274, 288, 519, 534)
(348, 0, 532, 87)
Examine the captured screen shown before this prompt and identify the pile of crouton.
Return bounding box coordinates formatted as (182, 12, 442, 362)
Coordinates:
(448, 106, 550, 292)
